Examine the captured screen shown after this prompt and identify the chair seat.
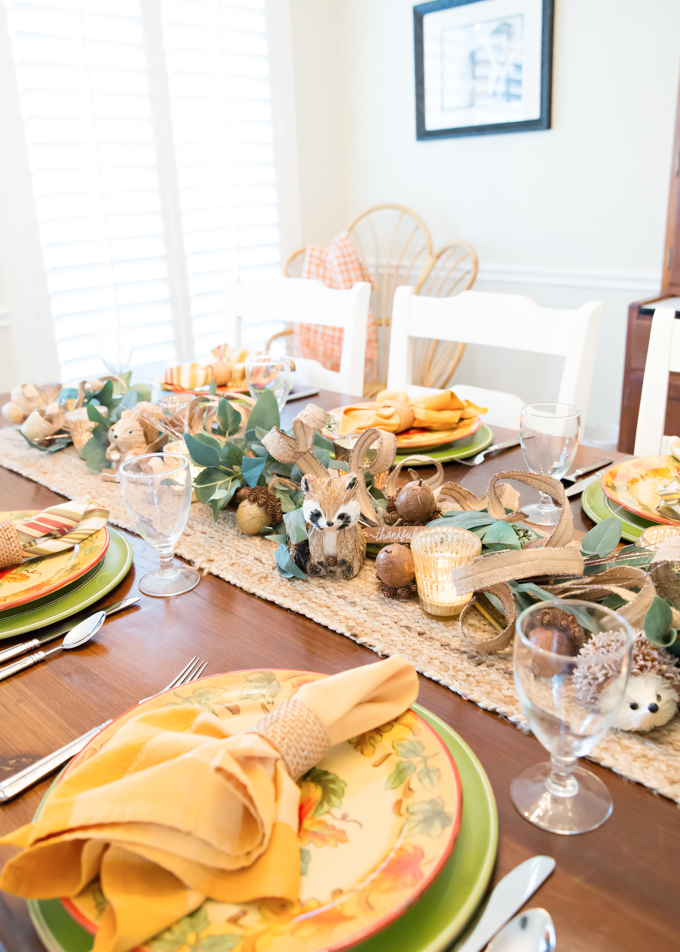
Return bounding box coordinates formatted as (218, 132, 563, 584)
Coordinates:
(406, 384, 525, 431)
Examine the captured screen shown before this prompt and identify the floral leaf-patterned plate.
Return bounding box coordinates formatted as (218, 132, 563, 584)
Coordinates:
(0, 510, 109, 612)
(26, 671, 496, 952)
(0, 529, 132, 638)
(601, 456, 680, 526)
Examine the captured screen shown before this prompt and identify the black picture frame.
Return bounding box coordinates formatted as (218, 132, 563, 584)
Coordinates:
(414, 0, 554, 140)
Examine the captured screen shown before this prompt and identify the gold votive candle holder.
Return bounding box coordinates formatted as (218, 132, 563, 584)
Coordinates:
(411, 526, 482, 617)
(639, 524, 680, 549)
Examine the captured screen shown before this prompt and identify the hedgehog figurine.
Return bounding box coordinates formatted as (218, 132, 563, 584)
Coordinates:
(574, 630, 680, 732)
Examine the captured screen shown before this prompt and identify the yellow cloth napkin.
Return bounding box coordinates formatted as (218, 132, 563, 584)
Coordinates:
(337, 389, 487, 437)
(0, 656, 418, 952)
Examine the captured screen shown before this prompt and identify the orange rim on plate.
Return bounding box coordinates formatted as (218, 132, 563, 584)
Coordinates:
(601, 456, 680, 526)
(0, 512, 109, 613)
(52, 668, 462, 952)
(325, 410, 482, 450)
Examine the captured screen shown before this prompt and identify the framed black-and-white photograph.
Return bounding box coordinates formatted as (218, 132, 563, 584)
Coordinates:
(414, 0, 554, 139)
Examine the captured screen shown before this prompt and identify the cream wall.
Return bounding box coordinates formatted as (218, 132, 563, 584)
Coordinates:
(291, 0, 680, 443)
(0, 271, 18, 395)
(288, 0, 346, 249)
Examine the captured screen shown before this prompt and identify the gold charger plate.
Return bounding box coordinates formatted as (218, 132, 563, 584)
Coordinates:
(0, 511, 109, 613)
(45, 669, 462, 952)
(601, 456, 680, 526)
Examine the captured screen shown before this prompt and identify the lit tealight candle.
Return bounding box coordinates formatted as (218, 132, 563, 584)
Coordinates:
(411, 526, 482, 616)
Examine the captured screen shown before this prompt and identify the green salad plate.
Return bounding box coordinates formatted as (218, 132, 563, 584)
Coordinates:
(0, 528, 133, 638)
(581, 478, 655, 543)
(27, 704, 498, 952)
(395, 424, 494, 466)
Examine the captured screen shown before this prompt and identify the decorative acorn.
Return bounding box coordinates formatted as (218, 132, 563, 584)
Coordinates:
(375, 543, 418, 599)
(236, 486, 282, 535)
(393, 476, 437, 525)
(525, 607, 585, 677)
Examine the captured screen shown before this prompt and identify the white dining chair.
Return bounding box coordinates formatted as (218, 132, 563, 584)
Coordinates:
(387, 287, 604, 431)
(225, 278, 371, 397)
(633, 307, 680, 456)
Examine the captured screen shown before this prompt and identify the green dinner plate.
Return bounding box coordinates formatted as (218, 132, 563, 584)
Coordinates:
(581, 478, 655, 542)
(395, 425, 494, 466)
(0, 529, 133, 639)
(27, 705, 498, 952)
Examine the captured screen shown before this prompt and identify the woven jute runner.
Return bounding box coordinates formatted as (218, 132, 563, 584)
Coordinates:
(1, 429, 679, 803)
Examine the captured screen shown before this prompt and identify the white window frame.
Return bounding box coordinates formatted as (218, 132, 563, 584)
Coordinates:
(0, 0, 302, 384)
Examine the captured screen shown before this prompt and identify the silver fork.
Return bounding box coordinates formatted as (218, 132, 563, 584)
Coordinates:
(0, 656, 209, 802)
(454, 437, 521, 467)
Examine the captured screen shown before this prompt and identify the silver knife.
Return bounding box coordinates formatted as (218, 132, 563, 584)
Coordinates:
(0, 596, 139, 665)
(0, 721, 113, 802)
(454, 856, 556, 952)
(562, 456, 613, 484)
(565, 454, 634, 498)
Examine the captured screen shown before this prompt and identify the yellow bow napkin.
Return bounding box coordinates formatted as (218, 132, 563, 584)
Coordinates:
(0, 656, 418, 952)
(337, 389, 487, 437)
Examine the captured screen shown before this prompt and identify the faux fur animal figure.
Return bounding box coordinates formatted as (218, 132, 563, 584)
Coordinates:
(301, 472, 365, 579)
(106, 402, 163, 468)
(574, 630, 680, 732)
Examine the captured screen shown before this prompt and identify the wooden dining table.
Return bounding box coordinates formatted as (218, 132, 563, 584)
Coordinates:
(0, 389, 677, 952)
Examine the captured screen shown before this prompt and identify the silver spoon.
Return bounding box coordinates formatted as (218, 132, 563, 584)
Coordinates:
(0, 611, 106, 682)
(485, 909, 556, 952)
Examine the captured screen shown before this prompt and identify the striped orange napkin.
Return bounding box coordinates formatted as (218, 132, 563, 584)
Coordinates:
(0, 497, 108, 569)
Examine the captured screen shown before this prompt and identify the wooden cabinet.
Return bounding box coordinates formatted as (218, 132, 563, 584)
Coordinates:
(618, 73, 680, 453)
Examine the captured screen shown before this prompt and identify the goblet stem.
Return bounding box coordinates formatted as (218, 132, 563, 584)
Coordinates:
(537, 491, 555, 513)
(157, 546, 179, 579)
(545, 754, 579, 798)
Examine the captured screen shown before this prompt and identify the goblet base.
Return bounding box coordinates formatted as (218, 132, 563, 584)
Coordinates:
(511, 761, 613, 834)
(139, 565, 200, 598)
(522, 502, 562, 526)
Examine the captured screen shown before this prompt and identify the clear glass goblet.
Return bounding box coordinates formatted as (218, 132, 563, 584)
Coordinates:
(120, 453, 200, 598)
(520, 402, 581, 526)
(98, 330, 133, 375)
(245, 354, 292, 410)
(512, 599, 633, 834)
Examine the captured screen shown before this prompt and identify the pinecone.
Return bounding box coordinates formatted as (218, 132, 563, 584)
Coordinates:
(236, 486, 282, 525)
(379, 580, 418, 599)
(288, 540, 310, 572)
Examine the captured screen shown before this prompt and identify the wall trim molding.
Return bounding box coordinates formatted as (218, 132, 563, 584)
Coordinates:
(0, 308, 10, 329)
(476, 266, 660, 293)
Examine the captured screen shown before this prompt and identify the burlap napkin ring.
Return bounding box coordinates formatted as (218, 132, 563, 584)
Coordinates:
(248, 698, 331, 780)
(0, 523, 23, 569)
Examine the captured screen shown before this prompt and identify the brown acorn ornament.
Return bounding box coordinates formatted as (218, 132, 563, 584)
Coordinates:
(393, 479, 437, 524)
(375, 543, 418, 599)
(236, 486, 282, 535)
(524, 607, 585, 677)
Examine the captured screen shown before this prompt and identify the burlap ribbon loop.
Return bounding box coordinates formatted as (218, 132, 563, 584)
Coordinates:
(0, 523, 23, 569)
(248, 697, 331, 780)
(486, 471, 573, 546)
(460, 585, 519, 653)
(348, 428, 398, 524)
(451, 471, 582, 651)
(436, 481, 520, 515)
(262, 404, 330, 478)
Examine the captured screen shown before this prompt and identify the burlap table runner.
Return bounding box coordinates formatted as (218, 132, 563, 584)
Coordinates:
(0, 429, 678, 803)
